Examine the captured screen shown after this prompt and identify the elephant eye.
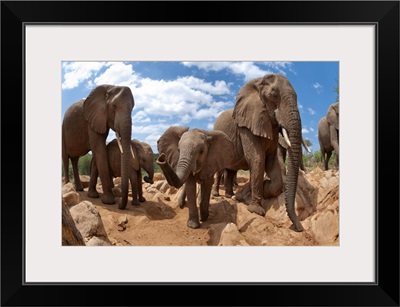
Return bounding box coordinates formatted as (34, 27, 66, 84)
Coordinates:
(270, 91, 278, 99)
(199, 149, 204, 154)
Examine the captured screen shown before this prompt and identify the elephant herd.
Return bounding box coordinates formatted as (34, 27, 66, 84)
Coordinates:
(62, 74, 339, 232)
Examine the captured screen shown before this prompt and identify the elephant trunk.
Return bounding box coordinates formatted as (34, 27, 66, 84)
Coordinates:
(143, 166, 154, 184)
(280, 94, 304, 232)
(118, 125, 132, 210)
(157, 153, 193, 189)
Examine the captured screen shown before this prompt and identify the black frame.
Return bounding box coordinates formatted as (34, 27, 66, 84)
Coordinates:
(1, 1, 399, 306)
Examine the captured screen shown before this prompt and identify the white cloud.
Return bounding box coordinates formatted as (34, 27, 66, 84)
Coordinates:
(94, 62, 139, 87)
(313, 82, 323, 94)
(132, 78, 209, 117)
(310, 127, 315, 132)
(302, 128, 310, 134)
(264, 62, 295, 75)
(308, 108, 316, 115)
(313, 82, 322, 89)
(132, 110, 151, 123)
(182, 62, 273, 81)
(177, 76, 230, 95)
(182, 61, 295, 80)
(207, 123, 214, 129)
(62, 62, 110, 89)
(193, 101, 232, 120)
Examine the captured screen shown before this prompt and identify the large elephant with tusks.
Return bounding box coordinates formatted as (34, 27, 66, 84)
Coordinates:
(62, 84, 137, 209)
(212, 74, 305, 232)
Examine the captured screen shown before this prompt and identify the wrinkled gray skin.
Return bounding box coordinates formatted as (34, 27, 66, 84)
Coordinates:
(90, 139, 154, 208)
(62, 85, 136, 208)
(278, 134, 310, 172)
(318, 102, 339, 170)
(211, 74, 305, 232)
(157, 127, 234, 229)
(212, 133, 309, 198)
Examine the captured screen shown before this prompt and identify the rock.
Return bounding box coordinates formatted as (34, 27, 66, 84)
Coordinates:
(218, 223, 249, 246)
(79, 175, 90, 188)
(117, 215, 128, 231)
(62, 200, 85, 246)
(62, 182, 75, 195)
(86, 236, 112, 246)
(69, 201, 111, 245)
(308, 208, 339, 245)
(153, 173, 165, 181)
(328, 176, 339, 189)
(62, 191, 80, 207)
(311, 166, 324, 174)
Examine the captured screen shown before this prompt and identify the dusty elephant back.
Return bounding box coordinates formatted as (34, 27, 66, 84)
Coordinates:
(213, 109, 248, 170)
(62, 99, 91, 157)
(106, 139, 123, 178)
(318, 117, 334, 151)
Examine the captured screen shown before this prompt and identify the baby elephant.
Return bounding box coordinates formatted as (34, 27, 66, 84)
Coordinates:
(157, 126, 234, 229)
(90, 139, 154, 208)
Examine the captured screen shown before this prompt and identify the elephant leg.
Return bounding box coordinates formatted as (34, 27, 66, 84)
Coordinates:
(330, 126, 339, 169)
(87, 158, 100, 198)
(71, 157, 84, 191)
(325, 151, 332, 170)
(240, 129, 266, 216)
(137, 170, 146, 203)
(89, 132, 115, 204)
(62, 152, 70, 184)
(263, 155, 284, 198)
(178, 184, 187, 208)
(211, 170, 222, 197)
(224, 169, 236, 198)
(186, 175, 200, 229)
(320, 146, 327, 170)
(199, 177, 213, 222)
(130, 171, 140, 206)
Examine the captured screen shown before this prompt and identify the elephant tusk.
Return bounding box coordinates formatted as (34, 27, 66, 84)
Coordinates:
(302, 139, 311, 153)
(116, 132, 123, 153)
(282, 128, 291, 147)
(130, 145, 136, 161)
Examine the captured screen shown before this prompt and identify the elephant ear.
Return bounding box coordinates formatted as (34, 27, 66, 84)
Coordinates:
(83, 85, 114, 134)
(198, 130, 234, 180)
(132, 139, 151, 167)
(326, 102, 339, 130)
(157, 126, 189, 169)
(232, 76, 275, 139)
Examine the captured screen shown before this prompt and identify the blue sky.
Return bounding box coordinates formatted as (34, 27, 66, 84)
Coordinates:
(62, 61, 338, 153)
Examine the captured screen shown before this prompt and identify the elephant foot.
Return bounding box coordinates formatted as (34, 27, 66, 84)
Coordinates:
(247, 204, 266, 216)
(139, 196, 146, 203)
(187, 219, 201, 229)
(101, 193, 115, 205)
(225, 192, 234, 198)
(200, 210, 209, 222)
(87, 189, 99, 198)
(131, 199, 140, 206)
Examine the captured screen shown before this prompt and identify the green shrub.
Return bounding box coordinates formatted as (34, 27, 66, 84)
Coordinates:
(62, 153, 92, 181)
